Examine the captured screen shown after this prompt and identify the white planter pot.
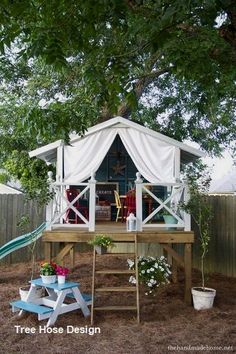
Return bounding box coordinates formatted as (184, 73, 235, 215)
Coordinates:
(57, 275, 66, 284)
(192, 287, 216, 310)
(19, 286, 43, 301)
(41, 275, 57, 284)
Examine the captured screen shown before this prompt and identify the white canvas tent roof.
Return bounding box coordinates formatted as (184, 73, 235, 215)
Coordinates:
(30, 117, 204, 163)
(29, 116, 205, 183)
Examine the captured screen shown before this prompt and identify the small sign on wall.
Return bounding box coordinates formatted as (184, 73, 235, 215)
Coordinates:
(96, 183, 119, 204)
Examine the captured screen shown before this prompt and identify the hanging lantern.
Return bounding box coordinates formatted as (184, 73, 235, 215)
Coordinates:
(126, 213, 137, 232)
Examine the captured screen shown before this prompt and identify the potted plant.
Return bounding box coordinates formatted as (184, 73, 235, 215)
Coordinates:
(40, 261, 57, 284)
(56, 265, 69, 284)
(182, 162, 216, 310)
(162, 210, 177, 229)
(127, 256, 171, 295)
(88, 234, 115, 254)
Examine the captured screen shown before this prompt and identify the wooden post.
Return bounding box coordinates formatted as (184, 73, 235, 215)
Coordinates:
(135, 172, 143, 231)
(70, 245, 75, 267)
(89, 172, 96, 232)
(172, 258, 178, 284)
(174, 147, 180, 182)
(183, 181, 191, 231)
(46, 171, 54, 231)
(44, 242, 52, 262)
(184, 243, 192, 304)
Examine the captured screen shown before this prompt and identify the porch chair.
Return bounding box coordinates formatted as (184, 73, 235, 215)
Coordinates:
(65, 188, 89, 224)
(65, 188, 79, 223)
(125, 189, 136, 217)
(114, 190, 122, 222)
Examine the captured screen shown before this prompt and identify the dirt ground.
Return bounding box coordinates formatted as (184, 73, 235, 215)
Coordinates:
(0, 252, 235, 354)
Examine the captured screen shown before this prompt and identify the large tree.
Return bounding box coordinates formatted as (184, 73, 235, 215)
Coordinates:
(0, 0, 236, 200)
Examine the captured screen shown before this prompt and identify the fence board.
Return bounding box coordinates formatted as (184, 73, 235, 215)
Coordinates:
(0, 195, 46, 265)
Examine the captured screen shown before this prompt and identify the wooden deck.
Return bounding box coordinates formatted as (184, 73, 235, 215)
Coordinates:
(43, 221, 194, 243)
(42, 222, 194, 304)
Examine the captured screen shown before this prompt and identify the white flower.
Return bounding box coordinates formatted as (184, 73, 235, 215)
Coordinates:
(154, 262, 158, 268)
(150, 278, 155, 284)
(147, 269, 150, 273)
(141, 262, 145, 265)
(141, 270, 145, 274)
(150, 268, 155, 272)
(148, 282, 152, 287)
(127, 259, 134, 268)
(160, 256, 165, 261)
(129, 276, 136, 284)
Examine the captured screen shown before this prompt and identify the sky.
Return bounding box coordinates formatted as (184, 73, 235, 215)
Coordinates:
(204, 151, 233, 181)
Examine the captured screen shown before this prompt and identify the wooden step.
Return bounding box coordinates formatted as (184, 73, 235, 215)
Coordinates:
(94, 306, 137, 311)
(95, 286, 136, 292)
(10, 300, 53, 315)
(95, 270, 135, 274)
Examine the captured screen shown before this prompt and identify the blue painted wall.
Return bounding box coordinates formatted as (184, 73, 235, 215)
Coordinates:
(96, 135, 137, 195)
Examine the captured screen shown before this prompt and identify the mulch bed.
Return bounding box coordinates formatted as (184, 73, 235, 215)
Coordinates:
(0, 252, 235, 354)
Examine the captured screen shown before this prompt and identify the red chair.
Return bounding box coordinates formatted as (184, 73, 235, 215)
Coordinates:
(125, 189, 136, 217)
(65, 188, 89, 224)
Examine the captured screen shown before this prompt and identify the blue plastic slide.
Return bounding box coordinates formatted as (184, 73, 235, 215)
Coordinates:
(0, 222, 46, 260)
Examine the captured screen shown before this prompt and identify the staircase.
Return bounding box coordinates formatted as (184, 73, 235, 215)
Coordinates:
(91, 234, 140, 324)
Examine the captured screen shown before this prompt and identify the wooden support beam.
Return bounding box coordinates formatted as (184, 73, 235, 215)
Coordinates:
(160, 244, 184, 268)
(172, 257, 178, 284)
(70, 245, 75, 267)
(55, 243, 74, 264)
(184, 243, 192, 304)
(44, 242, 52, 262)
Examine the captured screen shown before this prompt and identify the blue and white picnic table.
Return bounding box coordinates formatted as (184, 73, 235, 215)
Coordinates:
(10, 278, 91, 327)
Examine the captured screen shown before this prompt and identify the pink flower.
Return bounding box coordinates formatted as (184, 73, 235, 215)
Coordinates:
(56, 265, 69, 276)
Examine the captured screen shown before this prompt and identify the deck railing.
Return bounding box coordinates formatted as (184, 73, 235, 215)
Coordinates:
(46, 172, 96, 231)
(135, 172, 191, 232)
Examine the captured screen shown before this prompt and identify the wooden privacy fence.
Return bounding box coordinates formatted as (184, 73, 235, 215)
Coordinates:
(0, 194, 46, 264)
(195, 194, 236, 278)
(0, 194, 236, 277)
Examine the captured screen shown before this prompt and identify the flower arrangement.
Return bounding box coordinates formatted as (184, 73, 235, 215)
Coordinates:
(88, 234, 115, 248)
(55, 265, 69, 276)
(40, 262, 57, 276)
(127, 256, 171, 295)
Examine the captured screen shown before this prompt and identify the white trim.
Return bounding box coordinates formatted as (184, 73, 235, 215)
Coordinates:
(29, 140, 63, 159)
(56, 144, 64, 182)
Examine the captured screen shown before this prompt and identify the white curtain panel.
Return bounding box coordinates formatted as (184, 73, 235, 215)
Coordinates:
(64, 128, 117, 183)
(64, 127, 175, 183)
(118, 128, 175, 183)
